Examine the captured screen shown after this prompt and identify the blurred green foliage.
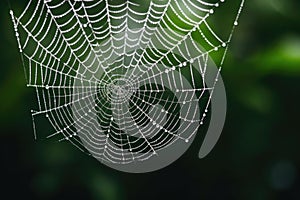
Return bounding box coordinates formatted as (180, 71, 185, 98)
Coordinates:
(1, 0, 300, 200)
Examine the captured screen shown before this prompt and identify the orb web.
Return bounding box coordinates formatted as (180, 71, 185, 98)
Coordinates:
(10, 0, 245, 169)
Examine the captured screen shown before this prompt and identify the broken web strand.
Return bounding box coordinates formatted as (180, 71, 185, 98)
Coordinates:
(10, 0, 245, 164)
(200, 0, 245, 129)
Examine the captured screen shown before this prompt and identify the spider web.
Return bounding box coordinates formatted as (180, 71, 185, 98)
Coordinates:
(11, 0, 245, 165)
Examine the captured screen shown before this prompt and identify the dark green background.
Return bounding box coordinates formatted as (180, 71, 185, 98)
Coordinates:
(1, 0, 300, 199)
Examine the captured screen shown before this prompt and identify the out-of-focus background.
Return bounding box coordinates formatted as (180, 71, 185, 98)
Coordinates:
(1, 0, 300, 199)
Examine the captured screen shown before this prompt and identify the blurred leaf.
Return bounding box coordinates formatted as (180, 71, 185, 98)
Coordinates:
(250, 36, 300, 75)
